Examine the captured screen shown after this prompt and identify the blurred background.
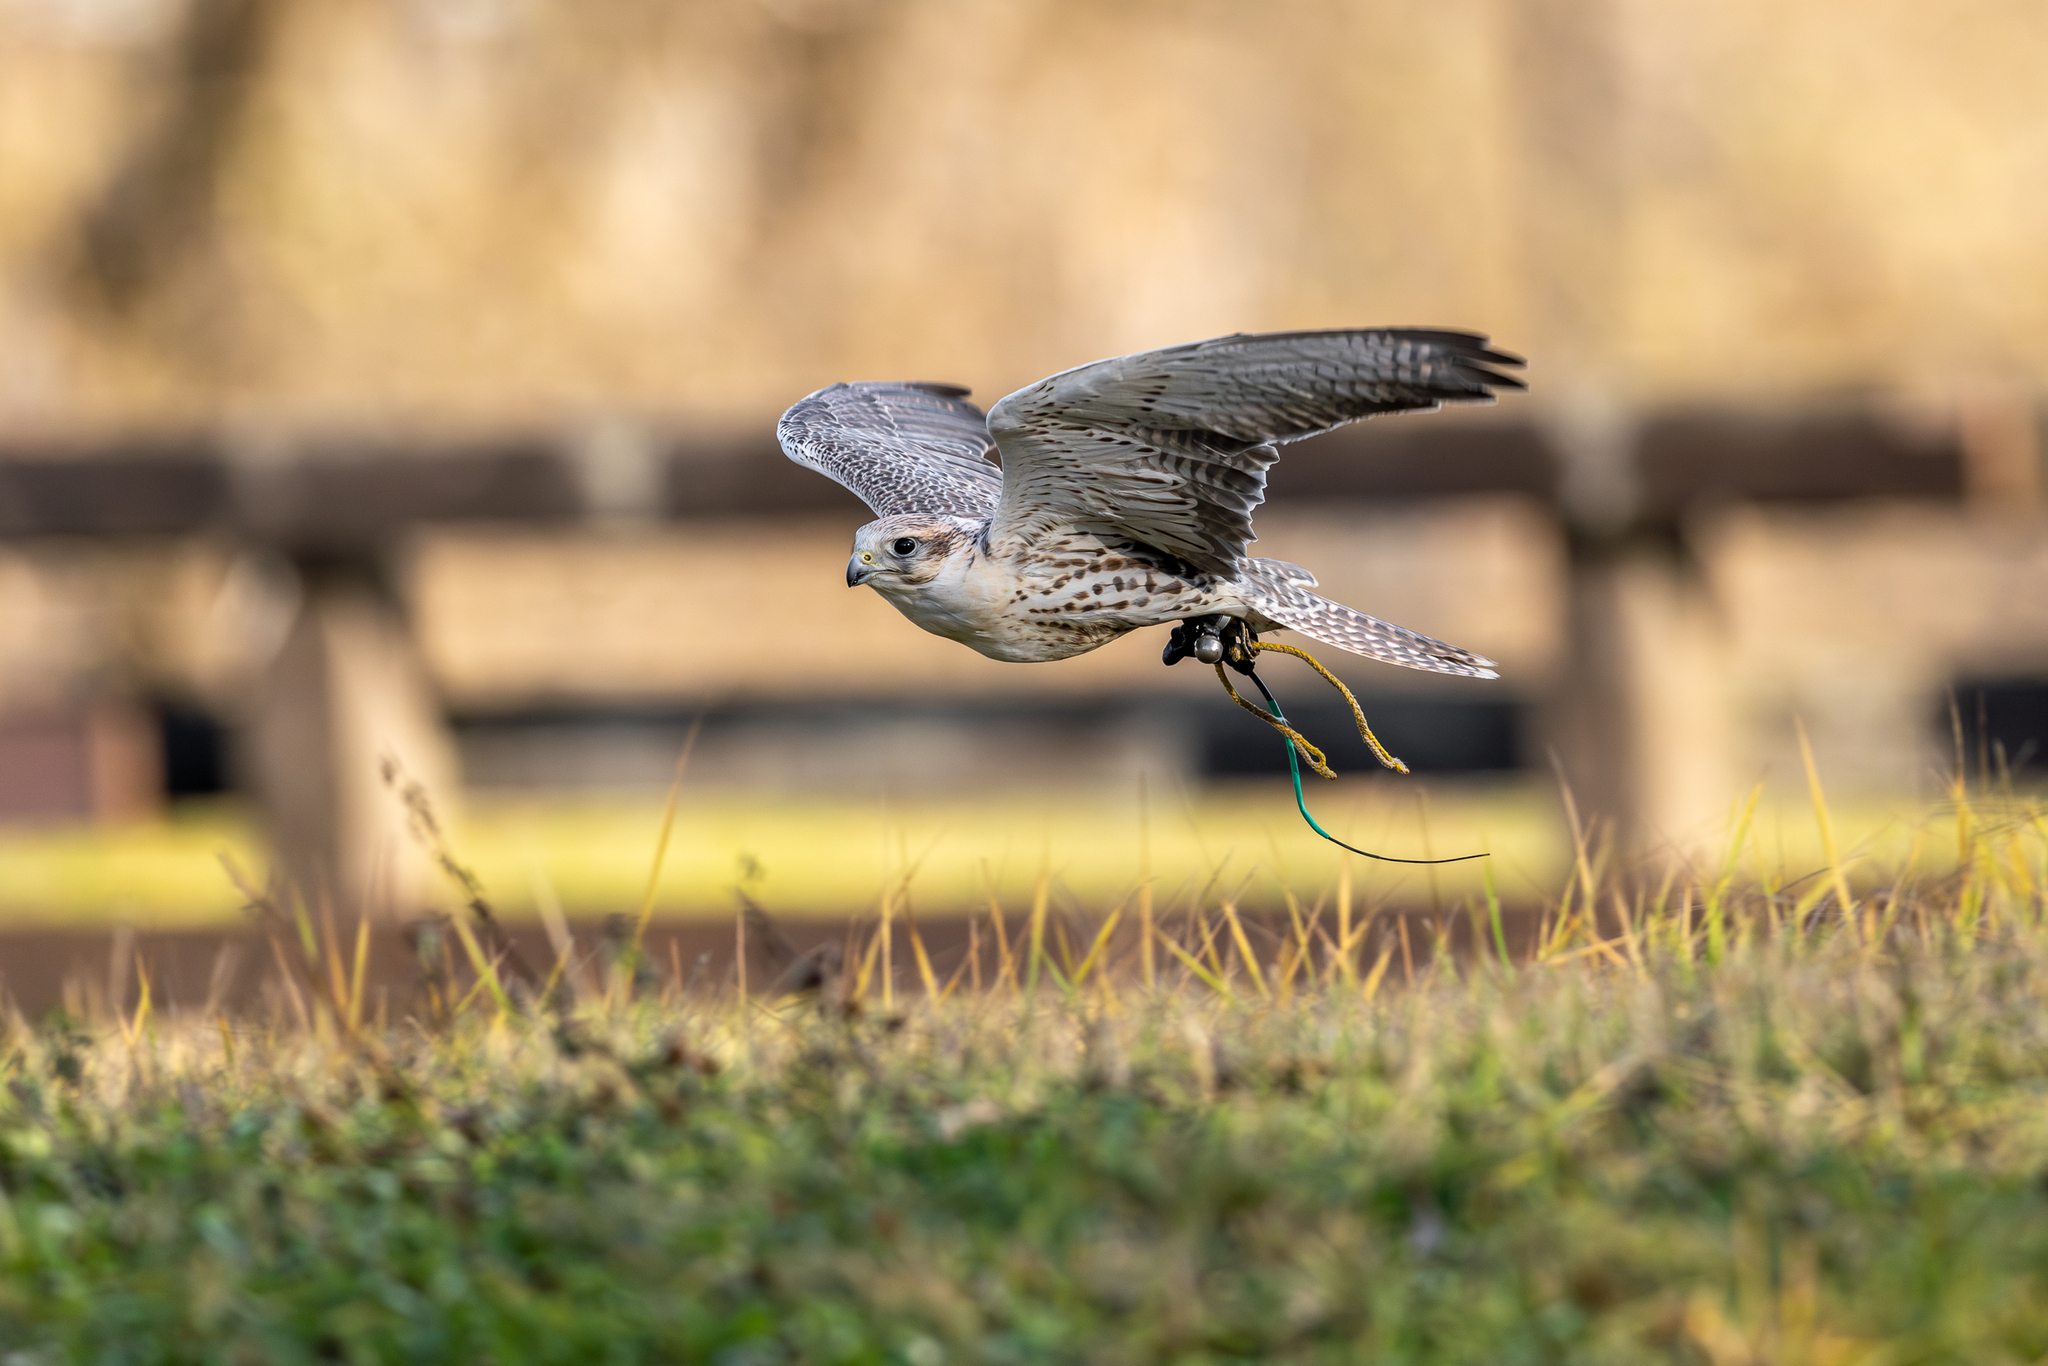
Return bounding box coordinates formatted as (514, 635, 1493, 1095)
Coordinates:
(0, 0, 2044, 926)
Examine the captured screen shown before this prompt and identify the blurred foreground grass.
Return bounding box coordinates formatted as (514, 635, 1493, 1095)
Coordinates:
(0, 779, 2033, 927)
(0, 786, 2043, 1362)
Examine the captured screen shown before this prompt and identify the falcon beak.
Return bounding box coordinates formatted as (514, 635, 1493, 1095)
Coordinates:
(847, 553, 875, 588)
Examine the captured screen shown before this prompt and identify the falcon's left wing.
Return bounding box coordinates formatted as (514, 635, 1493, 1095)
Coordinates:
(777, 382, 1005, 519)
(985, 329, 1523, 578)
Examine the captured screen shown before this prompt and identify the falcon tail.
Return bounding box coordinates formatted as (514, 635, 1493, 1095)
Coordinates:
(1246, 577, 1498, 680)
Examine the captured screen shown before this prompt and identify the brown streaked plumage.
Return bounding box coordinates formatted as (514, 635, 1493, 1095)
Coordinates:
(779, 328, 1523, 676)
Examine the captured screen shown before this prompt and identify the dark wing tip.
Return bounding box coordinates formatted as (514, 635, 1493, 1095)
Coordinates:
(1197, 326, 1527, 386)
(1458, 359, 1527, 393)
(901, 382, 973, 399)
(1419, 331, 1527, 395)
(1393, 329, 1525, 366)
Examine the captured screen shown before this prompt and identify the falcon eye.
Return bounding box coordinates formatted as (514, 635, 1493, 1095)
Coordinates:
(891, 537, 918, 556)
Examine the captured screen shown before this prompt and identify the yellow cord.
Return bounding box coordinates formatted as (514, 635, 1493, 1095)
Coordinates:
(1214, 663, 1337, 779)
(1250, 641, 1410, 774)
(1211, 640, 1411, 778)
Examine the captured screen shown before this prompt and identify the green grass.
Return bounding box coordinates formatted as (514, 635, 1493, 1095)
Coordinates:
(0, 788, 2044, 1362)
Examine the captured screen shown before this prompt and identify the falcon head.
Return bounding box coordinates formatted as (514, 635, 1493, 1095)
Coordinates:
(847, 515, 979, 589)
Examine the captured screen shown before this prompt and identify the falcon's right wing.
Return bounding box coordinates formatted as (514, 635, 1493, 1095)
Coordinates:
(777, 382, 1005, 520)
(984, 329, 1523, 577)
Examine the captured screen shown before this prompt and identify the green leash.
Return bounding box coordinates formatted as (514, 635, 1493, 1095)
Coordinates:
(1241, 665, 1489, 867)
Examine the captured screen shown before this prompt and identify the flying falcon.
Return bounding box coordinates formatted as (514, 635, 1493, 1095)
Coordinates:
(777, 328, 1523, 677)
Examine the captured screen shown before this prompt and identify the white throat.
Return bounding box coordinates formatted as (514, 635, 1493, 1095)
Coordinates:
(869, 539, 1007, 647)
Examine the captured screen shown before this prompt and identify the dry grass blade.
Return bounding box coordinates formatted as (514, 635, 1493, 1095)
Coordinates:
(632, 718, 703, 960)
(383, 758, 541, 993)
(1360, 942, 1396, 1001)
(1156, 930, 1229, 997)
(1070, 901, 1125, 988)
(122, 953, 152, 1049)
(1219, 901, 1268, 998)
(1025, 861, 1050, 996)
(1797, 718, 1858, 932)
(446, 912, 515, 1017)
(348, 911, 371, 1033)
(906, 911, 941, 999)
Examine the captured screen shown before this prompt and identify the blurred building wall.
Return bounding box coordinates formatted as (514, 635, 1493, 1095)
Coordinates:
(2, 0, 2045, 430)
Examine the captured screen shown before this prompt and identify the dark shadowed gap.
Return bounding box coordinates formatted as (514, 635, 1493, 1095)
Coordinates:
(1201, 694, 1525, 778)
(159, 703, 231, 799)
(1948, 677, 2048, 777)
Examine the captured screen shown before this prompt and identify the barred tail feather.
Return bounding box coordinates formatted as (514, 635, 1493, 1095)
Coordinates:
(1249, 582, 1498, 680)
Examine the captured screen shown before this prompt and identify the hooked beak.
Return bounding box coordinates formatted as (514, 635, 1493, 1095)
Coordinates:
(846, 554, 875, 588)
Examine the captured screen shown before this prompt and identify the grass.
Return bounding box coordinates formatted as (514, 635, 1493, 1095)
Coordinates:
(0, 776, 2043, 1361)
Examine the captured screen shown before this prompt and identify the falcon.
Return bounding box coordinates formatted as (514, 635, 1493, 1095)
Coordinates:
(777, 328, 1523, 678)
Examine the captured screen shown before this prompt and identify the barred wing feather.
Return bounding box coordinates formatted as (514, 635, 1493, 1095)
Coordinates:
(985, 329, 1523, 577)
(777, 382, 1005, 519)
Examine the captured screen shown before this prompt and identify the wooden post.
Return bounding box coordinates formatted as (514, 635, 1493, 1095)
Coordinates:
(1547, 530, 1735, 862)
(245, 554, 457, 916)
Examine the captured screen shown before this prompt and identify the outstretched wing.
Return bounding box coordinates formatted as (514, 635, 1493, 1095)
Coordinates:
(777, 382, 1005, 519)
(985, 329, 1523, 577)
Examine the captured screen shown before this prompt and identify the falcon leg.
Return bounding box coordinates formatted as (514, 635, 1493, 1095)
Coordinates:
(1162, 614, 1259, 670)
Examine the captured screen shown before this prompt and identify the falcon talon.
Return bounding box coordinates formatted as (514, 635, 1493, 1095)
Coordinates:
(1160, 617, 1203, 666)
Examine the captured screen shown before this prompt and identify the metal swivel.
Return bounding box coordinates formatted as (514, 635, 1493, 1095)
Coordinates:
(1162, 614, 1240, 667)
